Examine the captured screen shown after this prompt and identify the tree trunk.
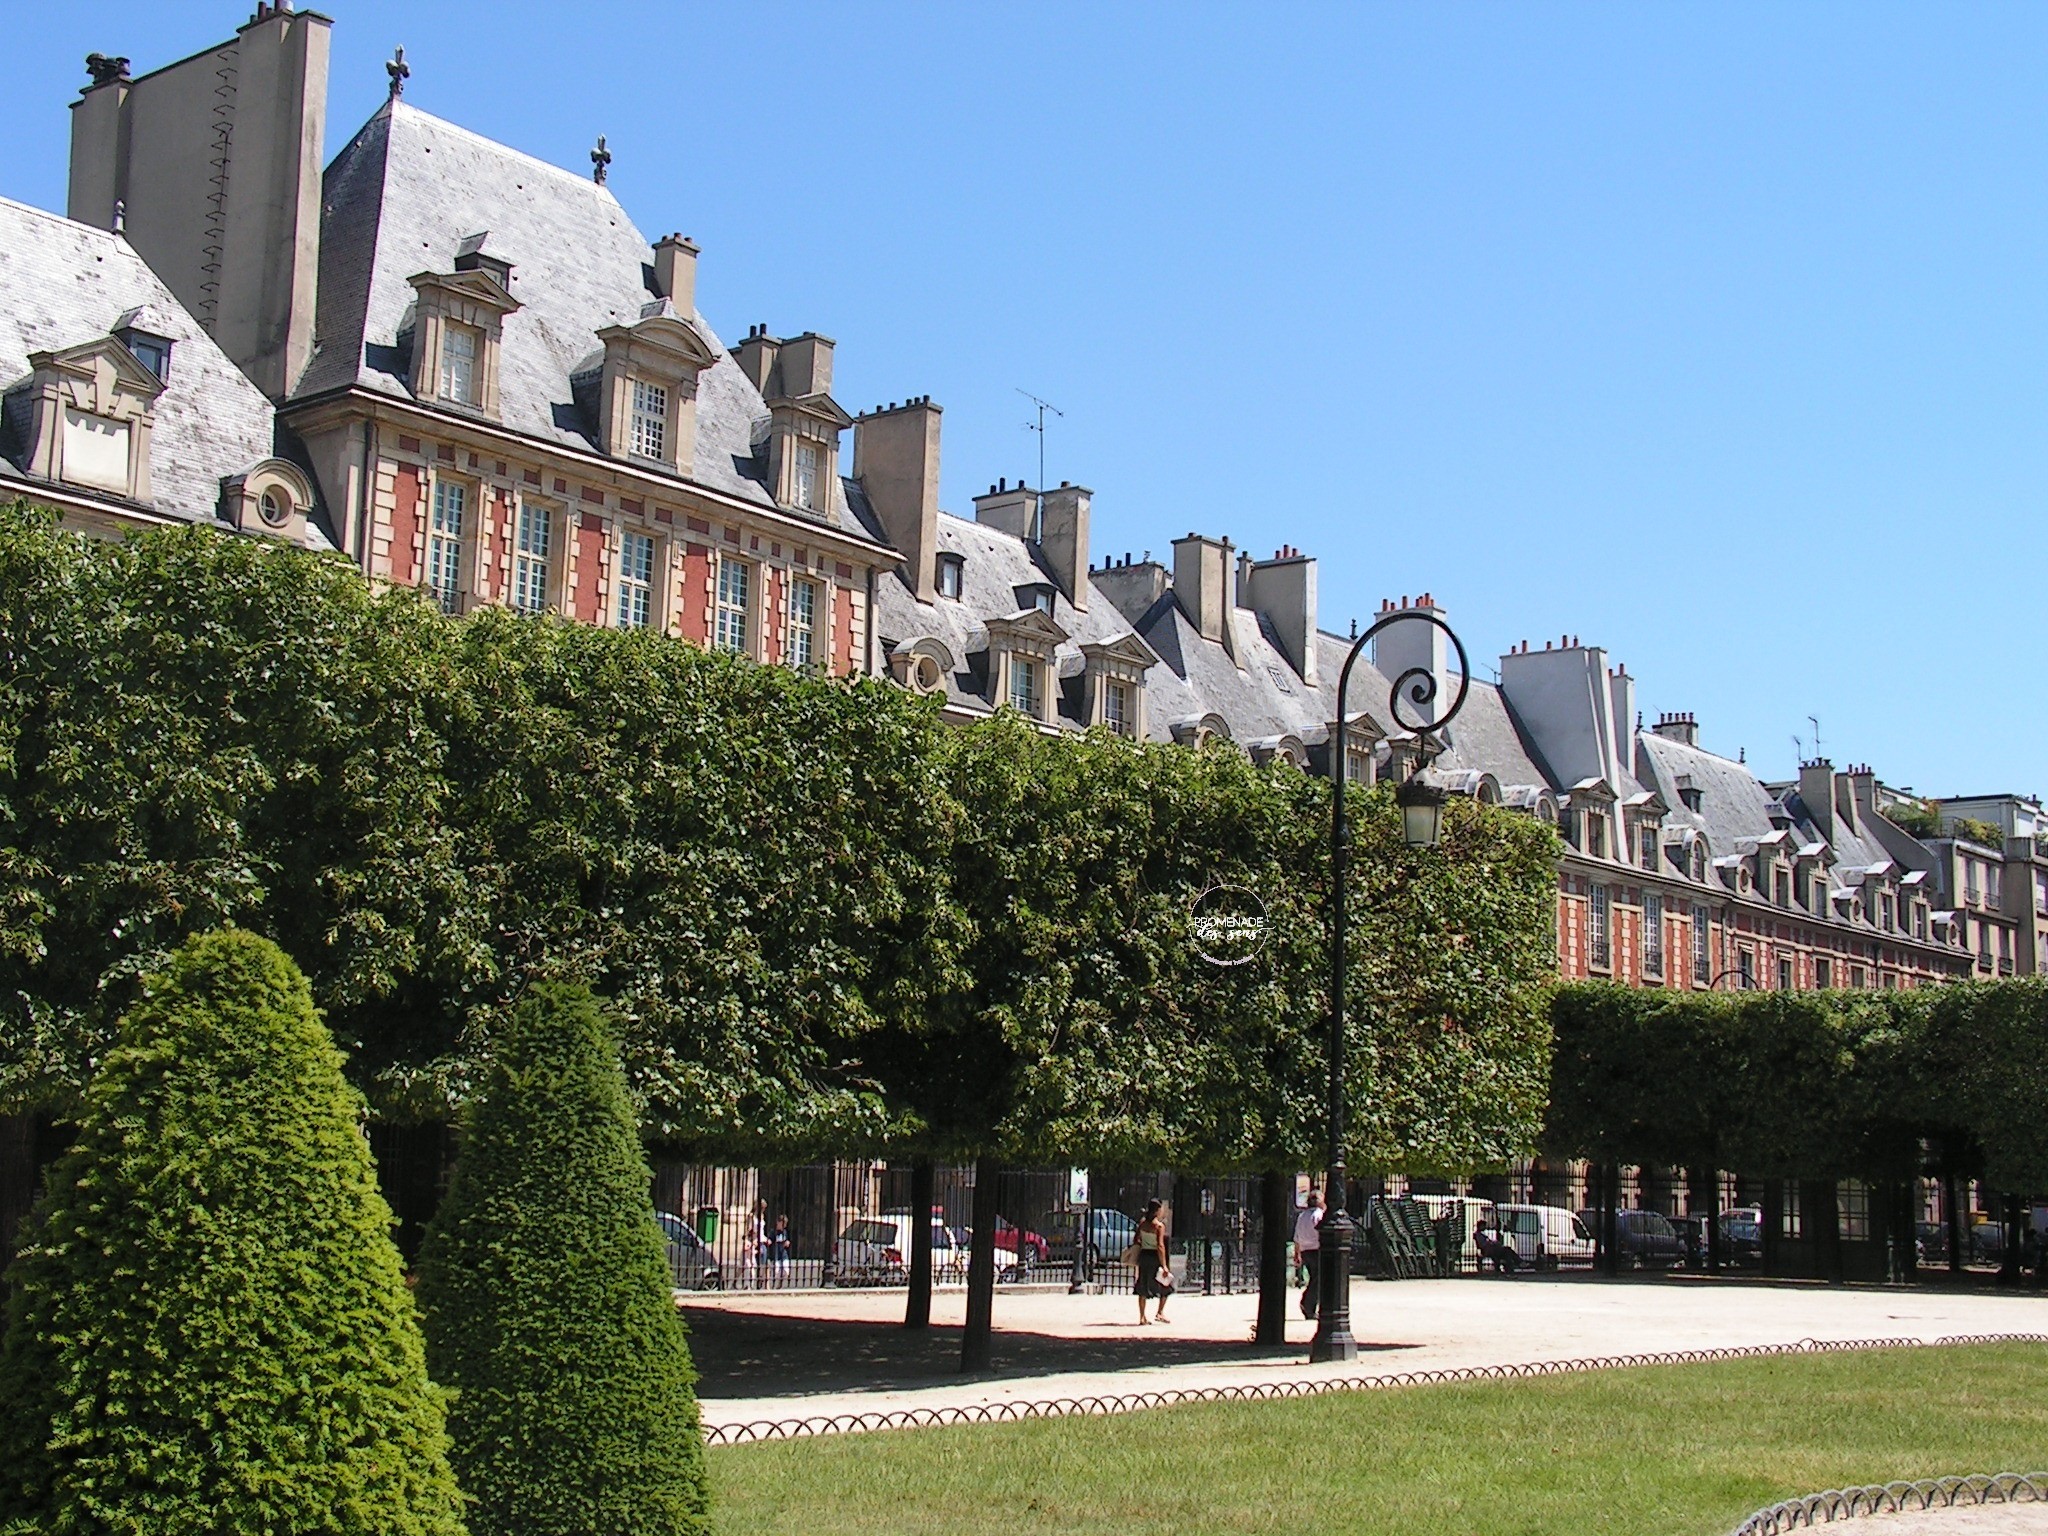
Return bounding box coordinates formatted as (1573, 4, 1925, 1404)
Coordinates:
(1894, 1181, 1919, 1283)
(959, 1155, 1000, 1373)
(2001, 1192, 2024, 1285)
(1809, 1180, 1843, 1284)
(904, 1158, 935, 1329)
(1256, 1169, 1290, 1346)
(1690, 1164, 1721, 1273)
(1599, 1161, 1621, 1276)
(1760, 1179, 1782, 1276)
(1945, 1171, 1965, 1277)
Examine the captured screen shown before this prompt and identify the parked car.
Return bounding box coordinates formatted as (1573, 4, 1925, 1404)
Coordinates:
(1916, 1220, 1949, 1266)
(830, 1210, 959, 1285)
(1578, 1207, 1687, 1268)
(1719, 1207, 1764, 1267)
(655, 1210, 723, 1291)
(1494, 1203, 1595, 1270)
(1667, 1213, 1710, 1269)
(1044, 1208, 1139, 1267)
(994, 1215, 1051, 1265)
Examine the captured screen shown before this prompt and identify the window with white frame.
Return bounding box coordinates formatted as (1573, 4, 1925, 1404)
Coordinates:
(440, 324, 479, 405)
(511, 503, 552, 614)
(786, 577, 820, 671)
(1778, 955, 1794, 991)
(714, 557, 752, 654)
(1008, 655, 1040, 717)
(617, 529, 655, 629)
(1640, 825, 1659, 873)
(1104, 679, 1132, 737)
(1738, 947, 1755, 988)
(936, 553, 964, 599)
(1585, 813, 1607, 860)
(1692, 903, 1710, 983)
(1589, 883, 1611, 969)
(793, 442, 820, 509)
(1643, 892, 1664, 977)
(1816, 955, 1833, 988)
(427, 479, 466, 613)
(631, 379, 668, 460)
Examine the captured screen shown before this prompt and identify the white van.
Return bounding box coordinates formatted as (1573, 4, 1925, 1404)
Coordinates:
(1494, 1203, 1595, 1270)
(1408, 1195, 1498, 1271)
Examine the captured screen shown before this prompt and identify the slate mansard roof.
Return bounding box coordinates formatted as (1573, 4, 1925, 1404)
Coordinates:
(295, 100, 876, 544)
(0, 195, 280, 527)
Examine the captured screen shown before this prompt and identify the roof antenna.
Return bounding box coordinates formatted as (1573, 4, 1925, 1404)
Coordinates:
(1793, 733, 1804, 765)
(590, 134, 612, 185)
(385, 45, 408, 100)
(1016, 388, 1062, 543)
(1808, 715, 1822, 763)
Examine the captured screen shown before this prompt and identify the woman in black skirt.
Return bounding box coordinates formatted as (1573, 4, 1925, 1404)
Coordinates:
(1134, 1198, 1171, 1324)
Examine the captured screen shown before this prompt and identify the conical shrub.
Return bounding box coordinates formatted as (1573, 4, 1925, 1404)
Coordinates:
(418, 981, 709, 1536)
(0, 928, 465, 1535)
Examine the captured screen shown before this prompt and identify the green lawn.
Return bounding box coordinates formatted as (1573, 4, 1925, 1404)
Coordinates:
(711, 1344, 2048, 1535)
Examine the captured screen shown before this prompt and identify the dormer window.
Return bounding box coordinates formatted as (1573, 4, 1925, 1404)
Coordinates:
(220, 458, 315, 544)
(1082, 634, 1155, 739)
(117, 328, 171, 382)
(440, 324, 480, 405)
(1008, 656, 1040, 715)
(1104, 680, 1132, 736)
(985, 609, 1066, 725)
(11, 334, 167, 504)
(1014, 582, 1057, 616)
(406, 257, 520, 418)
(1585, 814, 1607, 860)
(936, 553, 964, 600)
(1639, 825, 1659, 872)
(631, 380, 668, 460)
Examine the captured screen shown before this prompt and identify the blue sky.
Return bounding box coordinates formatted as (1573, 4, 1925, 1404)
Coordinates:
(3, 4, 2042, 796)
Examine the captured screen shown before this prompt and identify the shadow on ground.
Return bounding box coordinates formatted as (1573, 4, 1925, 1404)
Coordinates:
(680, 1303, 1419, 1399)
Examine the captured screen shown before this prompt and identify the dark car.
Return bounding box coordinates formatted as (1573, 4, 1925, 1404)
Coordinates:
(1668, 1213, 1711, 1269)
(1718, 1207, 1764, 1267)
(1578, 1207, 1687, 1268)
(655, 1210, 723, 1291)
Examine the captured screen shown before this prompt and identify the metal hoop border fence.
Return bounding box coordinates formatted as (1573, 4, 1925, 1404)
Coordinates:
(1730, 1471, 2048, 1535)
(702, 1331, 2048, 1446)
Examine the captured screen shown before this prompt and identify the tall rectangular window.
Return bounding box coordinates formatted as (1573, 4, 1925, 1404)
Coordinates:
(1816, 956, 1833, 988)
(427, 479, 466, 614)
(1692, 903, 1711, 984)
(440, 325, 478, 405)
(1104, 680, 1131, 736)
(1640, 826, 1659, 873)
(1738, 947, 1755, 988)
(714, 557, 752, 654)
(631, 379, 667, 460)
(786, 577, 819, 671)
(512, 503, 551, 614)
(1642, 892, 1664, 977)
(793, 442, 819, 509)
(1585, 815, 1607, 860)
(1589, 884, 1611, 969)
(1778, 955, 1794, 991)
(617, 530, 655, 629)
(1009, 655, 1039, 717)
(1774, 868, 1790, 907)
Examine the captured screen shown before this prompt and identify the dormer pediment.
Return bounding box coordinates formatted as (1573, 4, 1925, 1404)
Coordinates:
(1081, 632, 1160, 671)
(1568, 777, 1617, 805)
(407, 267, 521, 319)
(1622, 790, 1669, 818)
(596, 308, 720, 373)
(771, 390, 855, 431)
(28, 335, 167, 402)
(986, 608, 1069, 648)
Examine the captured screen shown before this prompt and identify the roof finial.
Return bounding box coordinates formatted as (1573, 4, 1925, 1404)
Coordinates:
(591, 133, 612, 185)
(386, 45, 408, 99)
(112, 199, 125, 235)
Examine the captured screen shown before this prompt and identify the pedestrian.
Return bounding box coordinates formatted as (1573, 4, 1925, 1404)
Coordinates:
(770, 1213, 793, 1284)
(1474, 1216, 1518, 1275)
(1294, 1188, 1323, 1319)
(1134, 1198, 1173, 1324)
(747, 1198, 768, 1288)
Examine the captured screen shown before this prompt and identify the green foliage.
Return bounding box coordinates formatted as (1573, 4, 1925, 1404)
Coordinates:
(1545, 979, 2048, 1188)
(1880, 798, 1940, 839)
(1951, 815, 2004, 848)
(417, 981, 708, 1536)
(0, 928, 464, 1536)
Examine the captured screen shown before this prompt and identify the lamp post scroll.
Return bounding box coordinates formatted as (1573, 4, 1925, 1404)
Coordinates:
(1312, 609, 1471, 1365)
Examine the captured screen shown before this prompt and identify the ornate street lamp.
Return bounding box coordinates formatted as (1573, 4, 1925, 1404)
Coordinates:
(1312, 610, 1470, 1365)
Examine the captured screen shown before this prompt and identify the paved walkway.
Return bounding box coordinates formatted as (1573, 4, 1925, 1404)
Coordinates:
(681, 1271, 2047, 1430)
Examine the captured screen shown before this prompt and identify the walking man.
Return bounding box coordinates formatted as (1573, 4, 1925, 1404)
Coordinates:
(1294, 1188, 1323, 1320)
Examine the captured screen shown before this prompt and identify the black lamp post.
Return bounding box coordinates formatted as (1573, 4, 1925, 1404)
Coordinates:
(1311, 611, 1470, 1365)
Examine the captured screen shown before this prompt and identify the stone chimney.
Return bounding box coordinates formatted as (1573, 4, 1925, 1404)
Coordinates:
(972, 478, 1036, 540)
(1172, 533, 1237, 659)
(1038, 482, 1090, 611)
(773, 332, 834, 398)
(1800, 758, 1838, 843)
(731, 325, 780, 394)
(1093, 553, 1169, 626)
(1497, 634, 1625, 791)
(652, 233, 699, 313)
(853, 397, 942, 603)
(1652, 711, 1699, 747)
(69, 4, 332, 398)
(1372, 594, 1451, 726)
(1239, 545, 1317, 685)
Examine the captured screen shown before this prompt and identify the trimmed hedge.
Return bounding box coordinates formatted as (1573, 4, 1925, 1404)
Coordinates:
(0, 929, 463, 1535)
(418, 981, 709, 1536)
